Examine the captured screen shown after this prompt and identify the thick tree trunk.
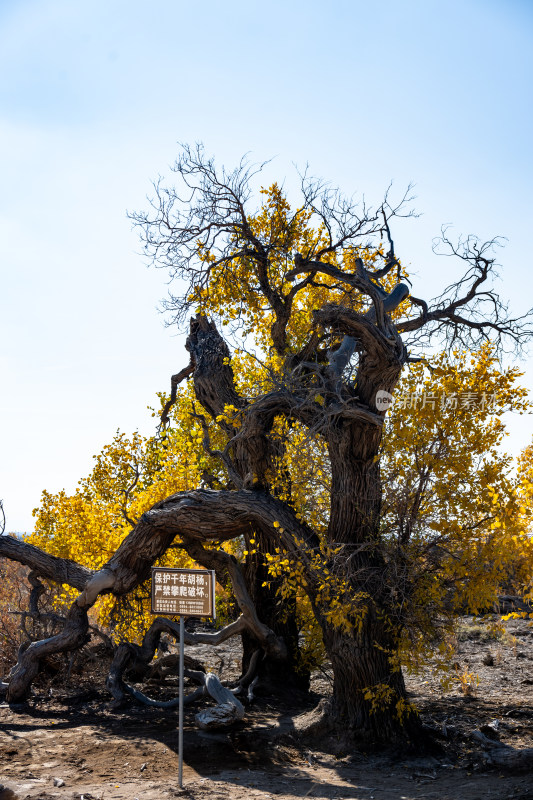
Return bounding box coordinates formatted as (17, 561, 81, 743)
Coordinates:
(318, 420, 420, 743)
(319, 614, 416, 744)
(327, 422, 383, 545)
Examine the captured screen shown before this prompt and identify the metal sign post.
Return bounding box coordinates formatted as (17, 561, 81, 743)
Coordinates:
(151, 567, 216, 790)
(178, 615, 184, 789)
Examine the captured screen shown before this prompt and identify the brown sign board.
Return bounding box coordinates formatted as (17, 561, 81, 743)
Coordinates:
(151, 567, 216, 618)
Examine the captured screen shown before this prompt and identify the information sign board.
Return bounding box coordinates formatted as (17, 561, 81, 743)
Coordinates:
(151, 567, 216, 618)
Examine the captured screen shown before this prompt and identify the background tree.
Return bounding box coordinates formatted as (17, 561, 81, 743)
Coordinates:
(1, 145, 532, 746)
(379, 346, 533, 663)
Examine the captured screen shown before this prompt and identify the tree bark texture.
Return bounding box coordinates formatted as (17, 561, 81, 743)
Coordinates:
(1, 486, 305, 702)
(1, 305, 411, 740)
(319, 612, 416, 743)
(121, 157, 532, 744)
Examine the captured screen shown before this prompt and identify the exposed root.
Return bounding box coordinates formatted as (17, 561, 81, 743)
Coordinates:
(471, 729, 533, 771)
(121, 679, 204, 709)
(195, 673, 245, 728)
(106, 619, 247, 727)
(6, 602, 90, 702)
(233, 648, 263, 700)
(293, 698, 335, 738)
(106, 616, 256, 728)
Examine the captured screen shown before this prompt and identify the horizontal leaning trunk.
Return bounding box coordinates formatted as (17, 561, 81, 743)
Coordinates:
(0, 489, 312, 702)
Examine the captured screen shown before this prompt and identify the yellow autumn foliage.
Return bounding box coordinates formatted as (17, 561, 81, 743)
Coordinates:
(27, 184, 533, 681)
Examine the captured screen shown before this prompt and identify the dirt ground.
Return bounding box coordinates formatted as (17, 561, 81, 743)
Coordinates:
(1, 616, 532, 800)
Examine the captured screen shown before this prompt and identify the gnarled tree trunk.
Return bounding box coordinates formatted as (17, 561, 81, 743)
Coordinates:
(0, 489, 305, 703)
(321, 615, 414, 743)
(304, 412, 417, 743)
(242, 528, 309, 692)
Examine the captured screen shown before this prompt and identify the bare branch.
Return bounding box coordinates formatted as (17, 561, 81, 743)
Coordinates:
(131, 144, 415, 356)
(190, 406, 244, 489)
(159, 362, 194, 429)
(396, 233, 533, 354)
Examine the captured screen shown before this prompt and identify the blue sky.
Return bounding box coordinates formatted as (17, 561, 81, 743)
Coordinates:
(1, 0, 532, 531)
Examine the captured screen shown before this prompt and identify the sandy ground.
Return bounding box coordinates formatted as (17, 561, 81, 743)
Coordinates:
(0, 617, 532, 800)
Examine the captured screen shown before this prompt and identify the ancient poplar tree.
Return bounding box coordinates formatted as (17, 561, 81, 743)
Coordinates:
(1, 145, 532, 744)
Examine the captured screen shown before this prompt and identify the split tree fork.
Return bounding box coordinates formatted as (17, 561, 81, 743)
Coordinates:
(1, 145, 532, 745)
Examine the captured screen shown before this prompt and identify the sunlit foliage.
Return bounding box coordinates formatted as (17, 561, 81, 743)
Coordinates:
(27, 185, 533, 685)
